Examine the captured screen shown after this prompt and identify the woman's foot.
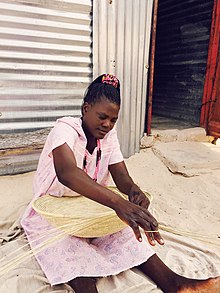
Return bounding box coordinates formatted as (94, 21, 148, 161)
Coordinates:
(177, 276, 220, 293)
(138, 254, 220, 293)
(68, 277, 98, 293)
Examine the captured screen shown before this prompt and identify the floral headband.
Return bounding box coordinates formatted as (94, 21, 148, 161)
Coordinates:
(102, 74, 119, 89)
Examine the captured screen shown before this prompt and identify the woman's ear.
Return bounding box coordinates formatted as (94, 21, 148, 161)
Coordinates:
(82, 102, 90, 115)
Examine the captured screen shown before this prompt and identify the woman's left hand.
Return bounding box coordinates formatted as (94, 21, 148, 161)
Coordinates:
(128, 185, 150, 209)
(128, 185, 163, 245)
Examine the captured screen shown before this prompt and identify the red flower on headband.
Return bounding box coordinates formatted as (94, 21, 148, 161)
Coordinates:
(102, 74, 119, 89)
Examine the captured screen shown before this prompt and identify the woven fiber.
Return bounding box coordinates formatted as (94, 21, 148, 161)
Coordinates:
(32, 187, 152, 238)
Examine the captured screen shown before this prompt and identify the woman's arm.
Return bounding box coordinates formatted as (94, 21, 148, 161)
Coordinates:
(52, 143, 121, 210)
(109, 161, 150, 208)
(53, 143, 163, 245)
(108, 161, 134, 194)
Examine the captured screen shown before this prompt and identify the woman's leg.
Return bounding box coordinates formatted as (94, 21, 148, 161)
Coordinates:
(68, 277, 98, 293)
(67, 254, 220, 293)
(138, 254, 220, 293)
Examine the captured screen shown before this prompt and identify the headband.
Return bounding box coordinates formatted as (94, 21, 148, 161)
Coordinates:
(102, 74, 119, 89)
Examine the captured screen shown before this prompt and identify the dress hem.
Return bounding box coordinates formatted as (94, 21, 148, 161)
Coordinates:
(50, 252, 156, 286)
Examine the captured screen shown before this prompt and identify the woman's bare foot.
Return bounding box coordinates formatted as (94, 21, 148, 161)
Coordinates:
(178, 276, 220, 293)
(138, 255, 220, 293)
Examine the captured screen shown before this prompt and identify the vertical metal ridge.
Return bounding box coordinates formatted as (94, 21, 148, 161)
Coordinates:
(93, 0, 153, 157)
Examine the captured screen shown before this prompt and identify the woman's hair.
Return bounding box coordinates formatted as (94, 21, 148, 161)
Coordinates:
(83, 74, 121, 106)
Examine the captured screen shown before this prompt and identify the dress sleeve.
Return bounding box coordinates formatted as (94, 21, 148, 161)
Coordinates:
(46, 120, 78, 158)
(108, 129, 124, 165)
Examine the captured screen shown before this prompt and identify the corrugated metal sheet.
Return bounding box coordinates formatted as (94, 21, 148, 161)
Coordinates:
(93, 0, 153, 157)
(201, 0, 220, 137)
(152, 0, 213, 124)
(0, 0, 92, 133)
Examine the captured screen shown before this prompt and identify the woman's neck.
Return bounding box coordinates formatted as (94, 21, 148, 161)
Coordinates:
(82, 120, 97, 154)
(86, 140, 97, 154)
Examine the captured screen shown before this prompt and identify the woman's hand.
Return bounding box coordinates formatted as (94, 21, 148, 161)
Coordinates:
(109, 162, 164, 246)
(114, 197, 164, 246)
(128, 185, 150, 209)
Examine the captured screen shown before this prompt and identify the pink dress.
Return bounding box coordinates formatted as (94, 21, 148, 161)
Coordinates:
(21, 117, 155, 285)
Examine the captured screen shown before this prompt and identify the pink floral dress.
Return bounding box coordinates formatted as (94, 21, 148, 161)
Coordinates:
(21, 117, 155, 285)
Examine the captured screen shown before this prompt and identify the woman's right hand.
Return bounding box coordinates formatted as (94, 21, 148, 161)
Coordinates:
(114, 198, 164, 246)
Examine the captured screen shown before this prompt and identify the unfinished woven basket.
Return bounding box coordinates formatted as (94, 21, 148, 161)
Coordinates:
(32, 187, 152, 238)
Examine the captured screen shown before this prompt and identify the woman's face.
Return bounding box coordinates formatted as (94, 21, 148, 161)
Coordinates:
(82, 98, 120, 139)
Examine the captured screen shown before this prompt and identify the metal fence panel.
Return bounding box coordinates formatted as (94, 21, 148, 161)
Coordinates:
(153, 0, 213, 124)
(0, 0, 92, 133)
(93, 0, 153, 157)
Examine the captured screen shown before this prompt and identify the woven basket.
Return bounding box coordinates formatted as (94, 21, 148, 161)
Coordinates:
(32, 187, 152, 238)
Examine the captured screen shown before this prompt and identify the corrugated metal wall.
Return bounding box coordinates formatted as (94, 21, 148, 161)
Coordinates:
(0, 0, 92, 134)
(152, 0, 214, 124)
(93, 0, 153, 158)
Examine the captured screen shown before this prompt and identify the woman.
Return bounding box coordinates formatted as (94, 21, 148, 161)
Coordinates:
(21, 74, 220, 292)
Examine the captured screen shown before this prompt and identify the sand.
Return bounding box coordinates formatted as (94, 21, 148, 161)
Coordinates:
(0, 140, 220, 292)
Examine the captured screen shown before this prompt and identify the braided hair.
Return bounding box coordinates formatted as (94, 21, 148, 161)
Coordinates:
(83, 74, 121, 108)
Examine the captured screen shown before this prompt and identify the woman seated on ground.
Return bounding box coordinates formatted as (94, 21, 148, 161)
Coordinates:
(21, 74, 220, 293)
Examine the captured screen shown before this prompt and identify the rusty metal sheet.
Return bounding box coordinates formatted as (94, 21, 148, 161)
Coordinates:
(201, 0, 220, 137)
